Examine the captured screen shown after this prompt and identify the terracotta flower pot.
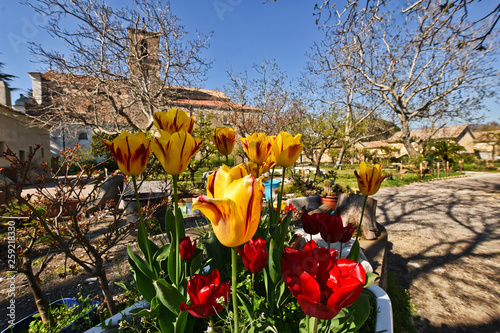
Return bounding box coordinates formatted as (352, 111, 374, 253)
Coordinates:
(320, 195, 338, 210)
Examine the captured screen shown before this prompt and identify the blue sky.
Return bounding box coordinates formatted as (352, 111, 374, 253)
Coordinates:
(0, 0, 498, 123)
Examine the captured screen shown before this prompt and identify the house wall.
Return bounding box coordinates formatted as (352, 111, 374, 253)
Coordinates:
(456, 130, 475, 153)
(0, 104, 51, 181)
(49, 125, 93, 157)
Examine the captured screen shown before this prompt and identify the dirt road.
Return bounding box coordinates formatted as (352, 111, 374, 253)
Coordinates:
(373, 172, 500, 332)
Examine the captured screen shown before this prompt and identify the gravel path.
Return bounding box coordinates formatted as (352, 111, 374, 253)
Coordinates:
(373, 172, 500, 332)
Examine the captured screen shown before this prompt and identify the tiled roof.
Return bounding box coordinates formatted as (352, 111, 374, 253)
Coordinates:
(388, 125, 471, 142)
(171, 98, 260, 111)
(358, 141, 390, 149)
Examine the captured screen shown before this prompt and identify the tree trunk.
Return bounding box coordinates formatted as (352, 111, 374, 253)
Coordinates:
(400, 117, 418, 157)
(190, 168, 196, 187)
(21, 260, 53, 325)
(96, 269, 117, 315)
(335, 146, 346, 169)
(335, 193, 378, 240)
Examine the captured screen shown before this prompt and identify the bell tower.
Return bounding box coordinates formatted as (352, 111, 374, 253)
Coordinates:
(127, 28, 160, 83)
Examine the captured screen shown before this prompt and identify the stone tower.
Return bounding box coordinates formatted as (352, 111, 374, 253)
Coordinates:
(127, 28, 160, 83)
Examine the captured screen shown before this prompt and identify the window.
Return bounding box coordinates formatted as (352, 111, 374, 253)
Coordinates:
(78, 132, 88, 141)
(139, 39, 148, 58)
(19, 150, 25, 162)
(41, 148, 45, 158)
(29, 146, 33, 155)
(0, 141, 5, 154)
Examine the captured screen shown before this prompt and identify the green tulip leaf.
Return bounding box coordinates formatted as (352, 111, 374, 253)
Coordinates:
(364, 272, 378, 288)
(201, 232, 231, 275)
(346, 240, 361, 262)
(268, 238, 281, 285)
(154, 244, 171, 262)
(174, 206, 186, 239)
(137, 221, 151, 262)
(343, 291, 371, 332)
(158, 302, 176, 333)
(127, 245, 155, 280)
(175, 310, 188, 333)
(190, 248, 204, 275)
(237, 290, 255, 321)
(162, 208, 176, 243)
(167, 239, 177, 284)
(128, 254, 156, 303)
(154, 279, 186, 315)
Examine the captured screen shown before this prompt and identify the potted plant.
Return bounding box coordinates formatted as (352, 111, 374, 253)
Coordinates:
(320, 180, 345, 210)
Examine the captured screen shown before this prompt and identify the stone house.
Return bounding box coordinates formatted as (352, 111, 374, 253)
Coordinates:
(0, 101, 52, 182)
(357, 125, 476, 160)
(23, 28, 259, 157)
(472, 130, 500, 160)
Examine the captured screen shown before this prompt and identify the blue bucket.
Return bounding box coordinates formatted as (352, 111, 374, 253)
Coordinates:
(263, 180, 281, 201)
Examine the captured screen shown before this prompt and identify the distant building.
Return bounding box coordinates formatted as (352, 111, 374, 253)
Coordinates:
(23, 28, 258, 157)
(358, 125, 477, 160)
(473, 130, 500, 160)
(0, 103, 51, 182)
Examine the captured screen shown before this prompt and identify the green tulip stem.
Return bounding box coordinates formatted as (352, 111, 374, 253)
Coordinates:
(210, 315, 215, 332)
(231, 247, 239, 333)
(226, 154, 229, 166)
(132, 176, 151, 264)
(306, 315, 310, 332)
(313, 317, 318, 333)
(251, 272, 255, 313)
(274, 167, 286, 223)
(354, 195, 369, 243)
(172, 174, 181, 287)
(131, 176, 145, 226)
(328, 242, 331, 250)
(269, 167, 275, 206)
(339, 242, 343, 259)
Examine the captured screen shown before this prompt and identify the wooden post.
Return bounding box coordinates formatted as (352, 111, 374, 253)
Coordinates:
(335, 193, 378, 240)
(446, 161, 450, 176)
(399, 163, 403, 180)
(419, 163, 423, 179)
(459, 159, 464, 174)
(437, 162, 440, 178)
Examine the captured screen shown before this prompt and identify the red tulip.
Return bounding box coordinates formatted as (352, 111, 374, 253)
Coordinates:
(309, 213, 353, 244)
(301, 213, 320, 236)
(237, 238, 268, 274)
(179, 269, 230, 318)
(339, 223, 355, 243)
(281, 240, 365, 320)
(179, 236, 197, 261)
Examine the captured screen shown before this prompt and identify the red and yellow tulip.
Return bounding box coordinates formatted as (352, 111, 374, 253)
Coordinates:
(246, 152, 276, 177)
(192, 164, 264, 248)
(153, 108, 194, 134)
(103, 131, 151, 176)
(270, 132, 303, 168)
(354, 161, 390, 196)
(239, 133, 272, 165)
(151, 130, 202, 175)
(213, 127, 236, 156)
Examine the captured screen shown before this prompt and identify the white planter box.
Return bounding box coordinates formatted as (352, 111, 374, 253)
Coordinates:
(85, 286, 392, 333)
(368, 284, 394, 333)
(84, 300, 148, 333)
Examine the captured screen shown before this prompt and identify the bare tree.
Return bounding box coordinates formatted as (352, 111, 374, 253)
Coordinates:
(25, 0, 212, 134)
(316, 0, 498, 157)
(225, 59, 304, 136)
(290, 106, 340, 179)
(306, 38, 393, 168)
(313, 0, 499, 50)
